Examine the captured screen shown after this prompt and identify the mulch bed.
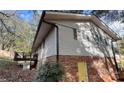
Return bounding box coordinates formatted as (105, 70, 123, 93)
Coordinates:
(0, 63, 37, 82)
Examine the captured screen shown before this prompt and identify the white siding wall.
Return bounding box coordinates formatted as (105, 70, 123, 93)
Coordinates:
(38, 29, 56, 63)
(44, 29, 57, 57)
(54, 21, 114, 57)
(37, 20, 115, 61)
(58, 23, 93, 56)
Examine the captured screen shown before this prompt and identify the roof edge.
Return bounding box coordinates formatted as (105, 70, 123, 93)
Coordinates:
(31, 11, 46, 53)
(91, 15, 121, 41)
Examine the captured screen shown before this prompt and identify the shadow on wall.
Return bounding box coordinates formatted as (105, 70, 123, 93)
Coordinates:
(76, 22, 117, 81)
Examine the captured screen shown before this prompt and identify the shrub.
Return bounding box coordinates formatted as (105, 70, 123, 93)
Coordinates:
(36, 62, 65, 82)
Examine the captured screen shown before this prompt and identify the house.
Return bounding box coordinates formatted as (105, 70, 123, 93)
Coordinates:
(32, 12, 121, 82)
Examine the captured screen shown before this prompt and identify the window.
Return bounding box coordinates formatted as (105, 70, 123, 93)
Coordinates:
(104, 39, 109, 45)
(43, 40, 45, 48)
(94, 34, 99, 44)
(73, 28, 77, 40)
(99, 36, 103, 42)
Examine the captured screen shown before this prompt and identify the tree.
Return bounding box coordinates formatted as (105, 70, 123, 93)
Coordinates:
(14, 21, 36, 53)
(92, 10, 124, 23)
(0, 12, 17, 50)
(0, 11, 38, 52)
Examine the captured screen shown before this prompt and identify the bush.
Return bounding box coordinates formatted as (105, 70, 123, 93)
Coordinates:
(36, 62, 65, 82)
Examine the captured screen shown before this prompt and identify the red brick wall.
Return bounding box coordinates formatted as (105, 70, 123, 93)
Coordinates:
(40, 55, 118, 82)
(87, 56, 117, 82)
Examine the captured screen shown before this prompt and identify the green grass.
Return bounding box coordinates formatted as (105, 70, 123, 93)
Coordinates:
(0, 57, 16, 69)
(0, 56, 12, 61)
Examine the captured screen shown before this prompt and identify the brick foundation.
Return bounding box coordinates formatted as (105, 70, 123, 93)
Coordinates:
(39, 55, 118, 82)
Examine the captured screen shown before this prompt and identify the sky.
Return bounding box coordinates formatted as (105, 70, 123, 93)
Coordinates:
(83, 10, 93, 14)
(16, 10, 93, 20)
(16, 10, 34, 21)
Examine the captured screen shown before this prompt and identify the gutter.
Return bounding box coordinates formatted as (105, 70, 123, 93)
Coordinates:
(92, 15, 121, 41)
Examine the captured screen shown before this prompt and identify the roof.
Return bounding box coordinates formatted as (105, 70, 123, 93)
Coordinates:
(32, 12, 121, 53)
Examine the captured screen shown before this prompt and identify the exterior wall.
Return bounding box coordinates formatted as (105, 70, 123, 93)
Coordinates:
(51, 21, 114, 57)
(45, 55, 118, 82)
(37, 20, 115, 62)
(44, 28, 57, 57)
(36, 20, 118, 81)
(37, 29, 57, 68)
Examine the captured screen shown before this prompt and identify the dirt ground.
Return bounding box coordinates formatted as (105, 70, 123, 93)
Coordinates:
(0, 59, 37, 82)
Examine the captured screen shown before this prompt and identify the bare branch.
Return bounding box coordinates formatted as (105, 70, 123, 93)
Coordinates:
(0, 11, 16, 17)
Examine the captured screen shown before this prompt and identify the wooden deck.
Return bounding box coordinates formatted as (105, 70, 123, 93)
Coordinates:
(14, 52, 38, 69)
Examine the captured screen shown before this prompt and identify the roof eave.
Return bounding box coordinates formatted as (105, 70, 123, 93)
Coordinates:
(91, 15, 121, 41)
(32, 12, 121, 53)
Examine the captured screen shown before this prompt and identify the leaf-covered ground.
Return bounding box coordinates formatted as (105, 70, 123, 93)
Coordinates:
(0, 58, 37, 82)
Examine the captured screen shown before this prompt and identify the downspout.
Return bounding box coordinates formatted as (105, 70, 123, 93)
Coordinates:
(56, 26, 59, 63)
(43, 20, 59, 63)
(111, 41, 119, 72)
